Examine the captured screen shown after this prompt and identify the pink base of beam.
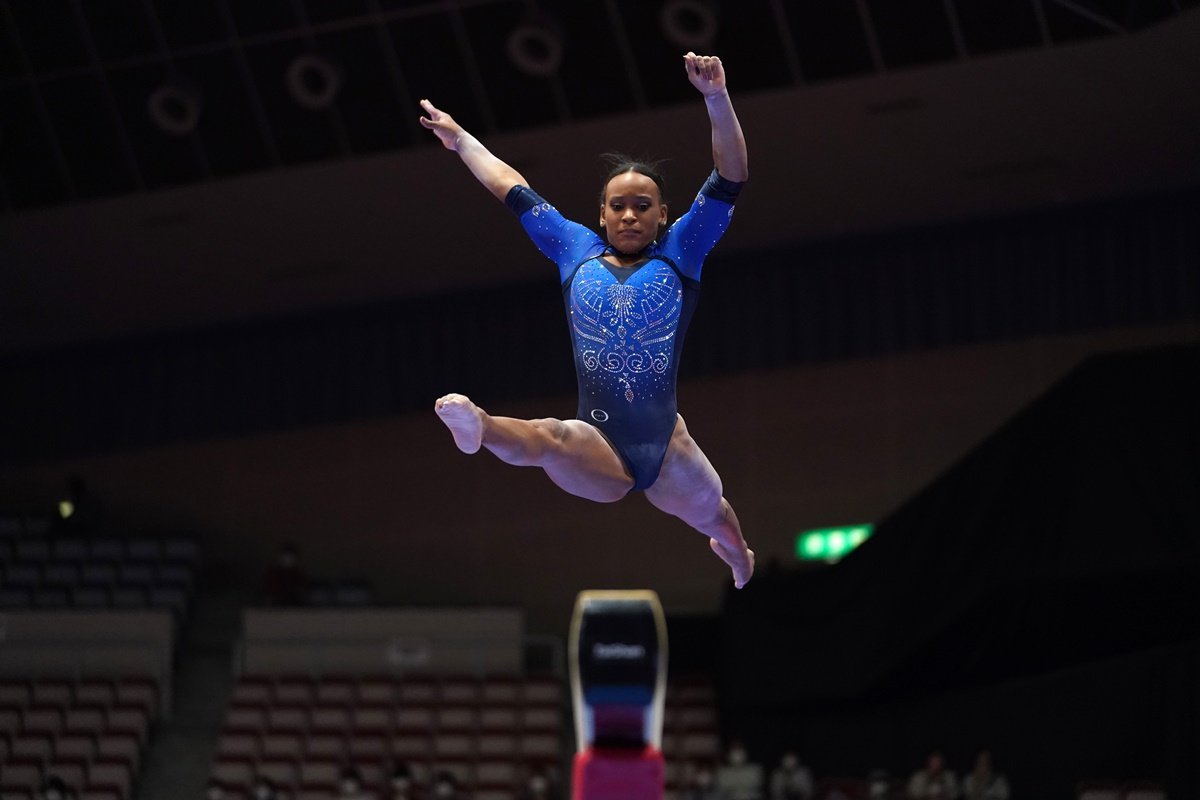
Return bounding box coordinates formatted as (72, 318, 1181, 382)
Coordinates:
(573, 746, 664, 800)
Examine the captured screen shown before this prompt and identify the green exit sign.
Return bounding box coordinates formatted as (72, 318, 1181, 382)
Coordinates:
(795, 524, 874, 562)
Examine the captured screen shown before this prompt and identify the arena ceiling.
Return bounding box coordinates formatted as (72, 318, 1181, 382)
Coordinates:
(1, 2, 1198, 354)
(2, 0, 1197, 211)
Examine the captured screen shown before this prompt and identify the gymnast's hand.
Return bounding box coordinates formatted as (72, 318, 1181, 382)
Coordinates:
(419, 99, 465, 151)
(684, 52, 727, 97)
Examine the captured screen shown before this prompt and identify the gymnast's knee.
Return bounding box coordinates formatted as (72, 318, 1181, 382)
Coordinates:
(673, 486, 726, 527)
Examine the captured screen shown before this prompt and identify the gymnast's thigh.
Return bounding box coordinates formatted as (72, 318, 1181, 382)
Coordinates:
(540, 419, 635, 502)
(643, 416, 724, 518)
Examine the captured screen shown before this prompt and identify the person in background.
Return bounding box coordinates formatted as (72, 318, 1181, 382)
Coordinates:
(516, 766, 561, 800)
(336, 766, 377, 800)
(387, 763, 423, 800)
(262, 541, 309, 606)
(683, 764, 729, 800)
(908, 751, 959, 800)
(39, 777, 77, 800)
(251, 776, 280, 800)
(430, 771, 468, 800)
(867, 769, 892, 800)
(963, 750, 1009, 800)
(205, 780, 227, 800)
(716, 740, 764, 800)
(769, 751, 814, 800)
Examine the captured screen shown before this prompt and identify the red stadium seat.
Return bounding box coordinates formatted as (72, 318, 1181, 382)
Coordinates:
(273, 676, 314, 706)
(1076, 781, 1123, 800)
(216, 729, 260, 760)
(260, 731, 303, 760)
(88, 758, 134, 800)
(97, 731, 142, 774)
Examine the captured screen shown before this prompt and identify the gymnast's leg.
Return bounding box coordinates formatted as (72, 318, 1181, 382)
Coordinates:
(644, 415, 755, 588)
(435, 393, 634, 503)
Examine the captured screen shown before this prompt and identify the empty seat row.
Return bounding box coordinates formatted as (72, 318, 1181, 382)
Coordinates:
(1, 711, 151, 800)
(665, 678, 717, 705)
(211, 754, 556, 798)
(0, 703, 152, 746)
(0, 535, 199, 565)
(0, 677, 157, 715)
(0, 584, 190, 614)
(216, 791, 472, 800)
(1077, 781, 1166, 800)
(0, 534, 197, 616)
(662, 704, 719, 731)
(0, 676, 158, 800)
(212, 670, 569, 800)
(1, 757, 134, 800)
(0, 515, 43, 534)
(661, 731, 722, 762)
(304, 580, 374, 607)
(231, 674, 563, 707)
(663, 677, 721, 767)
(0, 560, 194, 587)
(2, 728, 141, 766)
(224, 702, 562, 734)
(216, 729, 562, 761)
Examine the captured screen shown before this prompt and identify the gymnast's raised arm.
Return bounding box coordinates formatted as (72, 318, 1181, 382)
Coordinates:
(419, 98, 528, 201)
(683, 52, 749, 182)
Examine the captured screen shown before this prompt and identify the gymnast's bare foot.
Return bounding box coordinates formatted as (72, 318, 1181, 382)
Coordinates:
(710, 538, 755, 589)
(435, 393, 485, 454)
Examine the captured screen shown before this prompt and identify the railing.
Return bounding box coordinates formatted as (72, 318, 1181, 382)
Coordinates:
(232, 632, 565, 679)
(0, 609, 176, 716)
(0, 637, 173, 717)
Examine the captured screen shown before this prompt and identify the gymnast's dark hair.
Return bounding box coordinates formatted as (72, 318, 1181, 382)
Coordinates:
(598, 153, 668, 205)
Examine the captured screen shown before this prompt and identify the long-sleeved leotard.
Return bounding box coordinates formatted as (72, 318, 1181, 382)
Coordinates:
(506, 170, 743, 491)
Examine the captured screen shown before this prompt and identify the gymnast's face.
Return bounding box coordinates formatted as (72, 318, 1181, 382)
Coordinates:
(600, 171, 667, 256)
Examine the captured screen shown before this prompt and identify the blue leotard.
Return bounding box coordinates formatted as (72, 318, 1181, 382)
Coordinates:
(506, 170, 743, 491)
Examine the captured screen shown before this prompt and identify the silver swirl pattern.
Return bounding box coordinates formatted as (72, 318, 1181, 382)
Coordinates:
(569, 260, 683, 403)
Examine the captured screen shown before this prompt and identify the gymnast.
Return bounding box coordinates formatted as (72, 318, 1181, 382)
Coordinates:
(421, 52, 754, 588)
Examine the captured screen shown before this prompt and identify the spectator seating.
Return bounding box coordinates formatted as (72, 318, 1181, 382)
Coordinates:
(1077, 781, 1166, 800)
(1121, 783, 1167, 800)
(210, 673, 567, 800)
(0, 675, 160, 800)
(1077, 783, 1123, 800)
(660, 675, 722, 799)
(305, 580, 375, 607)
(0, 533, 198, 619)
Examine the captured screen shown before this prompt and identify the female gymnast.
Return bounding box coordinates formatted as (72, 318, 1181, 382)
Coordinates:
(421, 52, 754, 588)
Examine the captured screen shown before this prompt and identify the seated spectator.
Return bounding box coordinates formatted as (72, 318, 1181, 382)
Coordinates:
(262, 541, 308, 606)
(337, 766, 377, 800)
(387, 763, 423, 800)
(769, 751, 813, 800)
(252, 776, 280, 800)
(717, 741, 764, 800)
(867, 770, 892, 800)
(963, 750, 1009, 800)
(430, 771, 468, 800)
(516, 767, 562, 800)
(40, 777, 77, 800)
(908, 751, 958, 800)
(684, 764, 729, 800)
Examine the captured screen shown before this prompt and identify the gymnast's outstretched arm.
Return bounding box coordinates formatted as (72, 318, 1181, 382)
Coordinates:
(683, 52, 749, 183)
(418, 99, 528, 201)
